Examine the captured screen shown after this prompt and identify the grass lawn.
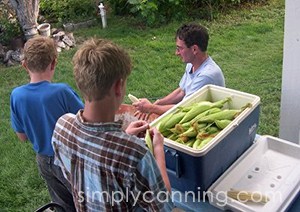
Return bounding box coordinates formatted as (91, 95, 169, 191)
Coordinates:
(0, 0, 284, 210)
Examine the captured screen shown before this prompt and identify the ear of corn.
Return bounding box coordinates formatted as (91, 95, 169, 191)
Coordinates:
(167, 133, 178, 141)
(190, 107, 222, 126)
(184, 97, 231, 124)
(175, 138, 185, 144)
(173, 123, 190, 134)
(163, 111, 186, 130)
(178, 103, 197, 112)
(161, 130, 172, 137)
(179, 135, 189, 143)
(192, 122, 207, 132)
(179, 126, 198, 137)
(215, 119, 232, 129)
(192, 139, 203, 149)
(186, 138, 196, 147)
(157, 113, 173, 132)
(156, 97, 252, 150)
(145, 129, 153, 154)
(206, 126, 220, 134)
(181, 122, 192, 129)
(196, 137, 214, 149)
(227, 189, 270, 204)
(197, 102, 251, 124)
(210, 97, 232, 108)
(179, 101, 214, 124)
(128, 94, 139, 103)
(196, 124, 220, 140)
(197, 109, 241, 123)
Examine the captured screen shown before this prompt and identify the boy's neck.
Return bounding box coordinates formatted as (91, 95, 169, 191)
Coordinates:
(29, 70, 53, 83)
(82, 99, 119, 123)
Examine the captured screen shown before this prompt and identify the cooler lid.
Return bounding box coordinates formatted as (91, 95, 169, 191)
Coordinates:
(207, 135, 300, 212)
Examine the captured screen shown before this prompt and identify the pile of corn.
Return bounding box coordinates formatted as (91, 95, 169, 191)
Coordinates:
(156, 97, 251, 150)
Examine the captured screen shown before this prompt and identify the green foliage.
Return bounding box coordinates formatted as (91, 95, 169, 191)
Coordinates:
(0, 18, 22, 45)
(106, 0, 268, 26)
(0, 5, 22, 45)
(39, 0, 98, 23)
(107, 0, 186, 26)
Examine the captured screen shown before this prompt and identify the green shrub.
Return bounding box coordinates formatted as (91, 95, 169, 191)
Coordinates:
(39, 0, 98, 23)
(0, 7, 22, 45)
(106, 0, 268, 26)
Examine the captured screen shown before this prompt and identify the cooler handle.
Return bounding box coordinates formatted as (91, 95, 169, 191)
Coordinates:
(164, 148, 181, 178)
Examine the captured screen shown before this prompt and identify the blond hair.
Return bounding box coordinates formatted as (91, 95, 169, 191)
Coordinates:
(23, 36, 58, 72)
(73, 38, 132, 101)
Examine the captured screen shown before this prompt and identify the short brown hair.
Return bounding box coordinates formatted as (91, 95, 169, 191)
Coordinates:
(73, 38, 132, 101)
(176, 23, 209, 52)
(23, 36, 58, 72)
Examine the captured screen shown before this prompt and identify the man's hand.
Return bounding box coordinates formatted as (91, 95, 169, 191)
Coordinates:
(133, 111, 151, 121)
(133, 98, 153, 113)
(125, 120, 149, 137)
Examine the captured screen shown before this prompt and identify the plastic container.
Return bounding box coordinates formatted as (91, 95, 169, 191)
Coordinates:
(37, 23, 51, 37)
(24, 27, 38, 40)
(207, 135, 300, 212)
(150, 85, 260, 197)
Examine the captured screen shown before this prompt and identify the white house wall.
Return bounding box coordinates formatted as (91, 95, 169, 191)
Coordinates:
(279, 0, 300, 144)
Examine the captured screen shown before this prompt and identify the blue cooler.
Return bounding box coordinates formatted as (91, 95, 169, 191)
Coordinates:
(150, 85, 260, 198)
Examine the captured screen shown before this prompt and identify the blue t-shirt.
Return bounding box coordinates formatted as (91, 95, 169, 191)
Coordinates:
(10, 81, 84, 156)
(179, 57, 225, 98)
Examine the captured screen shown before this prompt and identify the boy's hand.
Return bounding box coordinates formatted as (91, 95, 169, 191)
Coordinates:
(150, 127, 164, 156)
(125, 120, 149, 137)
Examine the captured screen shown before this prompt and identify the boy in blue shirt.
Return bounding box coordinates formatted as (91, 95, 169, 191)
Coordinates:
(10, 36, 83, 211)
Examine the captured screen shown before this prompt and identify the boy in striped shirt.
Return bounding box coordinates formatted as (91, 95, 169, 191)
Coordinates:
(52, 38, 174, 211)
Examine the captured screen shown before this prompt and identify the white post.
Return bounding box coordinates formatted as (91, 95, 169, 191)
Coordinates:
(98, 3, 107, 28)
(279, 0, 300, 144)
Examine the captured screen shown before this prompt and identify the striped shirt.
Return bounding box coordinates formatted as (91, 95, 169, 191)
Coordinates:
(51, 110, 174, 212)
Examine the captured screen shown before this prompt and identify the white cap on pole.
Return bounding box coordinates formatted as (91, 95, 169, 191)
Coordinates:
(98, 3, 107, 28)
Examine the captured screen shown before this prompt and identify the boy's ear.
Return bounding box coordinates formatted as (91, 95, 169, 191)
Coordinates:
(114, 78, 123, 96)
(22, 60, 27, 69)
(22, 60, 29, 73)
(50, 58, 57, 70)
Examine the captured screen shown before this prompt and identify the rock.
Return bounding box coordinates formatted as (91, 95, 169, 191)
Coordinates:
(62, 35, 74, 47)
(52, 35, 60, 42)
(11, 49, 24, 62)
(0, 44, 5, 59)
(4, 50, 13, 63)
(66, 33, 76, 46)
(53, 31, 65, 39)
(51, 28, 58, 35)
(57, 41, 66, 49)
(63, 23, 74, 32)
(6, 59, 15, 67)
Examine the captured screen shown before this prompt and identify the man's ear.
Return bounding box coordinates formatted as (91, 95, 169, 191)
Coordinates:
(192, 44, 199, 54)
